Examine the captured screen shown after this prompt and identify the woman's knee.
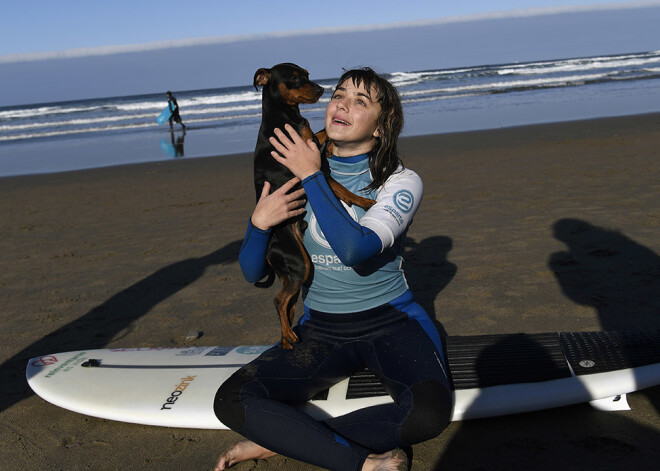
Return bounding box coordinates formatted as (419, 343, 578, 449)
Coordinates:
(400, 380, 452, 444)
(213, 371, 254, 431)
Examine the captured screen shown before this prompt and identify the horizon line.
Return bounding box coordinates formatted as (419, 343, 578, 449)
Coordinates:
(2, 2, 660, 64)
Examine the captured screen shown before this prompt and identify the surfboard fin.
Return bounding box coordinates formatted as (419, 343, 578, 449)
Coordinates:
(589, 394, 630, 411)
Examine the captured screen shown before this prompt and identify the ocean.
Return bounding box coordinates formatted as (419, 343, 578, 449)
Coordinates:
(1, 50, 659, 178)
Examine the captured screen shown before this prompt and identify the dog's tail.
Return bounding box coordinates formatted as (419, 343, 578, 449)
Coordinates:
(254, 267, 276, 288)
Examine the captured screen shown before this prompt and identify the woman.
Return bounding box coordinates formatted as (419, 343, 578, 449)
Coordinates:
(214, 68, 451, 471)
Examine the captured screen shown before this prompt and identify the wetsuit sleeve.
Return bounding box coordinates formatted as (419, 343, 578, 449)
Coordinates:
(359, 168, 423, 249)
(238, 219, 271, 283)
(301, 172, 382, 267)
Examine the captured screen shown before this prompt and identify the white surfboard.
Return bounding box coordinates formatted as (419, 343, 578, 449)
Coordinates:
(26, 331, 660, 429)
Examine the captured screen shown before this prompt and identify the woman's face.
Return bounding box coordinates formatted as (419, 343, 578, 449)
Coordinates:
(325, 79, 381, 157)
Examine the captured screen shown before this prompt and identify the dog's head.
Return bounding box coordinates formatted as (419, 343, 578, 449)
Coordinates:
(254, 63, 324, 106)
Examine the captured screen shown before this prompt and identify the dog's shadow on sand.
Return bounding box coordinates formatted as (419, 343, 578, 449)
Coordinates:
(402, 236, 457, 338)
(3, 240, 243, 414)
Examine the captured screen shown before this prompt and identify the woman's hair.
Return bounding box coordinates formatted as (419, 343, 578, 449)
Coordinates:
(335, 67, 404, 191)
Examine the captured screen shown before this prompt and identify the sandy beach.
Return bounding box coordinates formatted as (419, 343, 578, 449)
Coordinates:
(2, 114, 659, 470)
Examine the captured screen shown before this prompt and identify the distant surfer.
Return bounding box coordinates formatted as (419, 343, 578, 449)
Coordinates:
(166, 91, 186, 132)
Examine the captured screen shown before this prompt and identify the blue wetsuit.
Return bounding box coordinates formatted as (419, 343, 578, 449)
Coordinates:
(214, 154, 451, 470)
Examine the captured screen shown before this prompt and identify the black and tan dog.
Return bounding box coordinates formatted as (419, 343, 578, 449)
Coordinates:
(253, 63, 374, 349)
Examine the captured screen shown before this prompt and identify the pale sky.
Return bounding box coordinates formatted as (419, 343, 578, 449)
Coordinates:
(1, 1, 659, 105)
(1, 1, 653, 58)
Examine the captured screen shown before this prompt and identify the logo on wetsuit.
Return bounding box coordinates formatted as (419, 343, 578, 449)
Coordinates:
(393, 190, 414, 213)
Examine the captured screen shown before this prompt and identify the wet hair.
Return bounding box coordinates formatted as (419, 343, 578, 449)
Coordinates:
(335, 67, 404, 191)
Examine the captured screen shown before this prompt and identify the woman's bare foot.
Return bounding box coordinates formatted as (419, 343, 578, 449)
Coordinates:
(214, 440, 277, 470)
(362, 448, 409, 471)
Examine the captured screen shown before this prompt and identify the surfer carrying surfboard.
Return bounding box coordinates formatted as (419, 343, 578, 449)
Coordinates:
(213, 68, 451, 471)
(165, 91, 186, 132)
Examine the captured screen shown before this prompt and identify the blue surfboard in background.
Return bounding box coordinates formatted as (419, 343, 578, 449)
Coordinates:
(156, 102, 176, 125)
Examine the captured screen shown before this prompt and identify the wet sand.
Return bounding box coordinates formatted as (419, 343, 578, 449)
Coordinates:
(1, 114, 659, 470)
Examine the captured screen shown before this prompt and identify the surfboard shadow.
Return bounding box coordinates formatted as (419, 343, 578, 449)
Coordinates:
(4, 240, 242, 414)
(402, 236, 457, 338)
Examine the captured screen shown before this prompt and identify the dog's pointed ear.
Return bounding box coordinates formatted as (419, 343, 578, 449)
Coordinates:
(253, 68, 271, 90)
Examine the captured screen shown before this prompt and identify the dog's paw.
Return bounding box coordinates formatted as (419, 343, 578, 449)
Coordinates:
(360, 198, 376, 209)
(280, 331, 299, 349)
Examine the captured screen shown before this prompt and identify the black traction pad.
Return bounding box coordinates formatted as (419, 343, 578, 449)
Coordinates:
(560, 330, 660, 375)
(320, 330, 660, 399)
(445, 332, 570, 390)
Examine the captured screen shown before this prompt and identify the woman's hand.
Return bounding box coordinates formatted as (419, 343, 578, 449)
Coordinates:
(251, 177, 306, 230)
(269, 124, 322, 180)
